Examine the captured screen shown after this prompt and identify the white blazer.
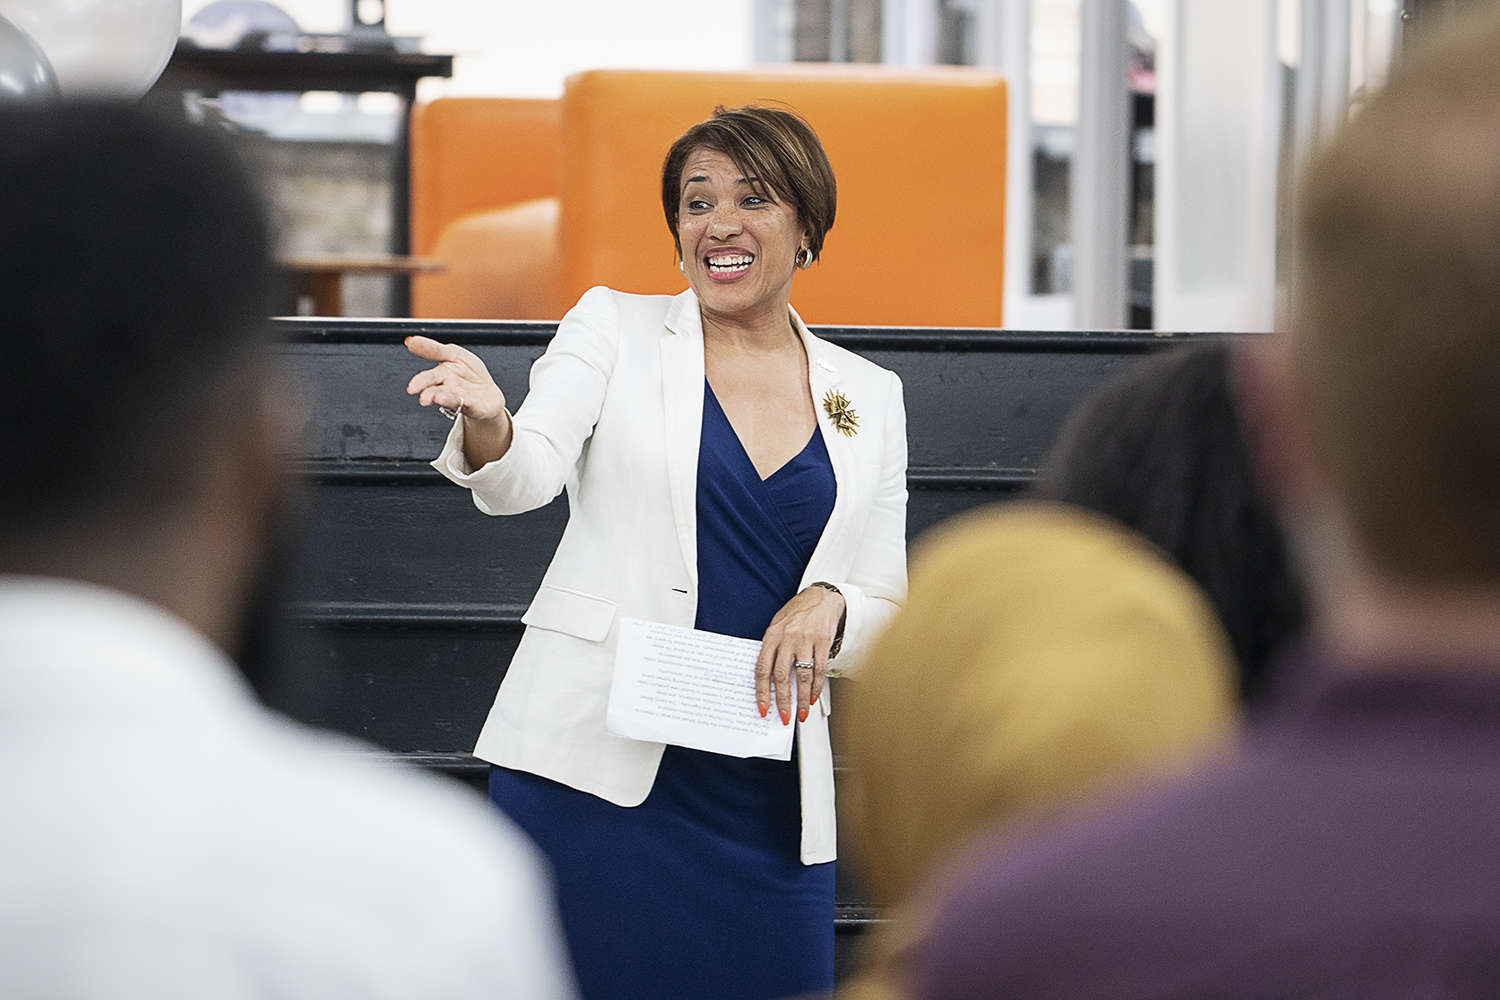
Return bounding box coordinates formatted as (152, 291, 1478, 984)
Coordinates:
(432, 286, 908, 864)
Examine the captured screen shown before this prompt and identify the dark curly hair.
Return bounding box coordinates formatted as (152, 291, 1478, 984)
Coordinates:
(1032, 341, 1306, 701)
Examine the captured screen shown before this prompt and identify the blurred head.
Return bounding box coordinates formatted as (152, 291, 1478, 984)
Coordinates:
(1293, 6, 1500, 584)
(846, 503, 1237, 906)
(661, 105, 836, 319)
(1034, 341, 1306, 700)
(0, 101, 282, 649)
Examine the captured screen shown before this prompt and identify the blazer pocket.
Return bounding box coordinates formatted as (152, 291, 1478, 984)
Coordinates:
(522, 584, 618, 642)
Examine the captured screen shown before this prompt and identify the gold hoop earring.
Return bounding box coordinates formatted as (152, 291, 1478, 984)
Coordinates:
(796, 248, 813, 269)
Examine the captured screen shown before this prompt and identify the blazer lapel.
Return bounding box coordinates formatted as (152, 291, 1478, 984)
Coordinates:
(661, 290, 706, 588)
(793, 307, 855, 588)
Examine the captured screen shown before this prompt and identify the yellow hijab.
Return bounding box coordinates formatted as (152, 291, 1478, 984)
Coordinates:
(845, 501, 1239, 909)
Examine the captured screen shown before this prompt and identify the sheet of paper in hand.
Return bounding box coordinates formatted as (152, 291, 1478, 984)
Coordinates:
(606, 618, 795, 760)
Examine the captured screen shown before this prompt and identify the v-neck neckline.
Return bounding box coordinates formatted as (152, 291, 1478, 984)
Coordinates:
(704, 380, 819, 483)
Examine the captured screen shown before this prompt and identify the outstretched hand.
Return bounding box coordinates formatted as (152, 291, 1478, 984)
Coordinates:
(405, 336, 508, 419)
(405, 336, 513, 469)
(755, 585, 846, 727)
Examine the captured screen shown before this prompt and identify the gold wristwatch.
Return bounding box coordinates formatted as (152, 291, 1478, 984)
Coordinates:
(810, 581, 846, 659)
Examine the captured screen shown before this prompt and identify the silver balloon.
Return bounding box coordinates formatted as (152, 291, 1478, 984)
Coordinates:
(0, 0, 181, 97)
(0, 12, 57, 101)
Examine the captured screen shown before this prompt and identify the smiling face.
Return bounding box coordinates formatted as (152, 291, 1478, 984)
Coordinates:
(677, 147, 809, 326)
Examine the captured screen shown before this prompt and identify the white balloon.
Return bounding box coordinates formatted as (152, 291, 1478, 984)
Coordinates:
(0, 12, 58, 100)
(0, 0, 182, 96)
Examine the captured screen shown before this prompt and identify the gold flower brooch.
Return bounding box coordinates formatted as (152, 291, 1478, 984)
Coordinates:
(822, 390, 859, 437)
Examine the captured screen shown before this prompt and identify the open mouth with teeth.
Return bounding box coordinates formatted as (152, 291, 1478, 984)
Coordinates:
(705, 253, 754, 278)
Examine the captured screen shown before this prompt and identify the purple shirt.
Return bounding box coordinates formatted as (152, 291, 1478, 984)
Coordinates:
(913, 652, 1500, 999)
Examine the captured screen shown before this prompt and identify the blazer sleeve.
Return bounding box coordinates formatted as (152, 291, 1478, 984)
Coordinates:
(430, 287, 622, 515)
(828, 369, 908, 676)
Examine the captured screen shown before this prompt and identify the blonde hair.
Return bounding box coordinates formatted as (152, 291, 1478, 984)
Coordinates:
(845, 502, 1237, 907)
(1296, 4, 1500, 581)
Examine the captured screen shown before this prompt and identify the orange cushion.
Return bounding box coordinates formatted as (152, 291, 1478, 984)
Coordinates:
(410, 97, 561, 258)
(413, 198, 564, 320)
(558, 67, 1007, 327)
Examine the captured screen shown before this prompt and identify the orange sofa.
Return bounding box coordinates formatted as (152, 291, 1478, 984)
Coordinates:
(412, 67, 1007, 326)
(410, 98, 562, 318)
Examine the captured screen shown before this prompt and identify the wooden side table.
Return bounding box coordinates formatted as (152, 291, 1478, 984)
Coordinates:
(281, 254, 446, 316)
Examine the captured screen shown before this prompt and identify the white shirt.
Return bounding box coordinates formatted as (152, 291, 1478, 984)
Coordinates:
(0, 576, 579, 1000)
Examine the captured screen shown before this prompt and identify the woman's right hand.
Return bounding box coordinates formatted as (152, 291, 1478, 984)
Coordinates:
(405, 335, 514, 469)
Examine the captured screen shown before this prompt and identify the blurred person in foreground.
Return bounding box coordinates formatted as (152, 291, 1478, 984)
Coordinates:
(0, 102, 576, 999)
(1033, 340, 1307, 701)
(839, 503, 1237, 1000)
(908, 9, 1500, 998)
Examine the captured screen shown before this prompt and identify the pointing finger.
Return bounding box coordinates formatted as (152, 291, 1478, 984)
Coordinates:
(404, 335, 465, 363)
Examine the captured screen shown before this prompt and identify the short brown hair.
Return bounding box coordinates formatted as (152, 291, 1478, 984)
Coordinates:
(1295, 5, 1500, 582)
(661, 104, 837, 263)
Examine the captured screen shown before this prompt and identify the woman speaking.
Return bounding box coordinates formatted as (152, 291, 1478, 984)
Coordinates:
(405, 106, 907, 1000)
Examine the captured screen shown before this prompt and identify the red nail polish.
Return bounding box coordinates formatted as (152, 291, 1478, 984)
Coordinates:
(798, 708, 808, 723)
(780, 710, 790, 726)
(759, 702, 768, 718)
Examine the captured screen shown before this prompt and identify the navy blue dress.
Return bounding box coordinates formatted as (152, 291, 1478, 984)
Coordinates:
(488, 381, 838, 1000)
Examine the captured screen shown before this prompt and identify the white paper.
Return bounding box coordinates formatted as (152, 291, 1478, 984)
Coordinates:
(606, 618, 795, 760)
